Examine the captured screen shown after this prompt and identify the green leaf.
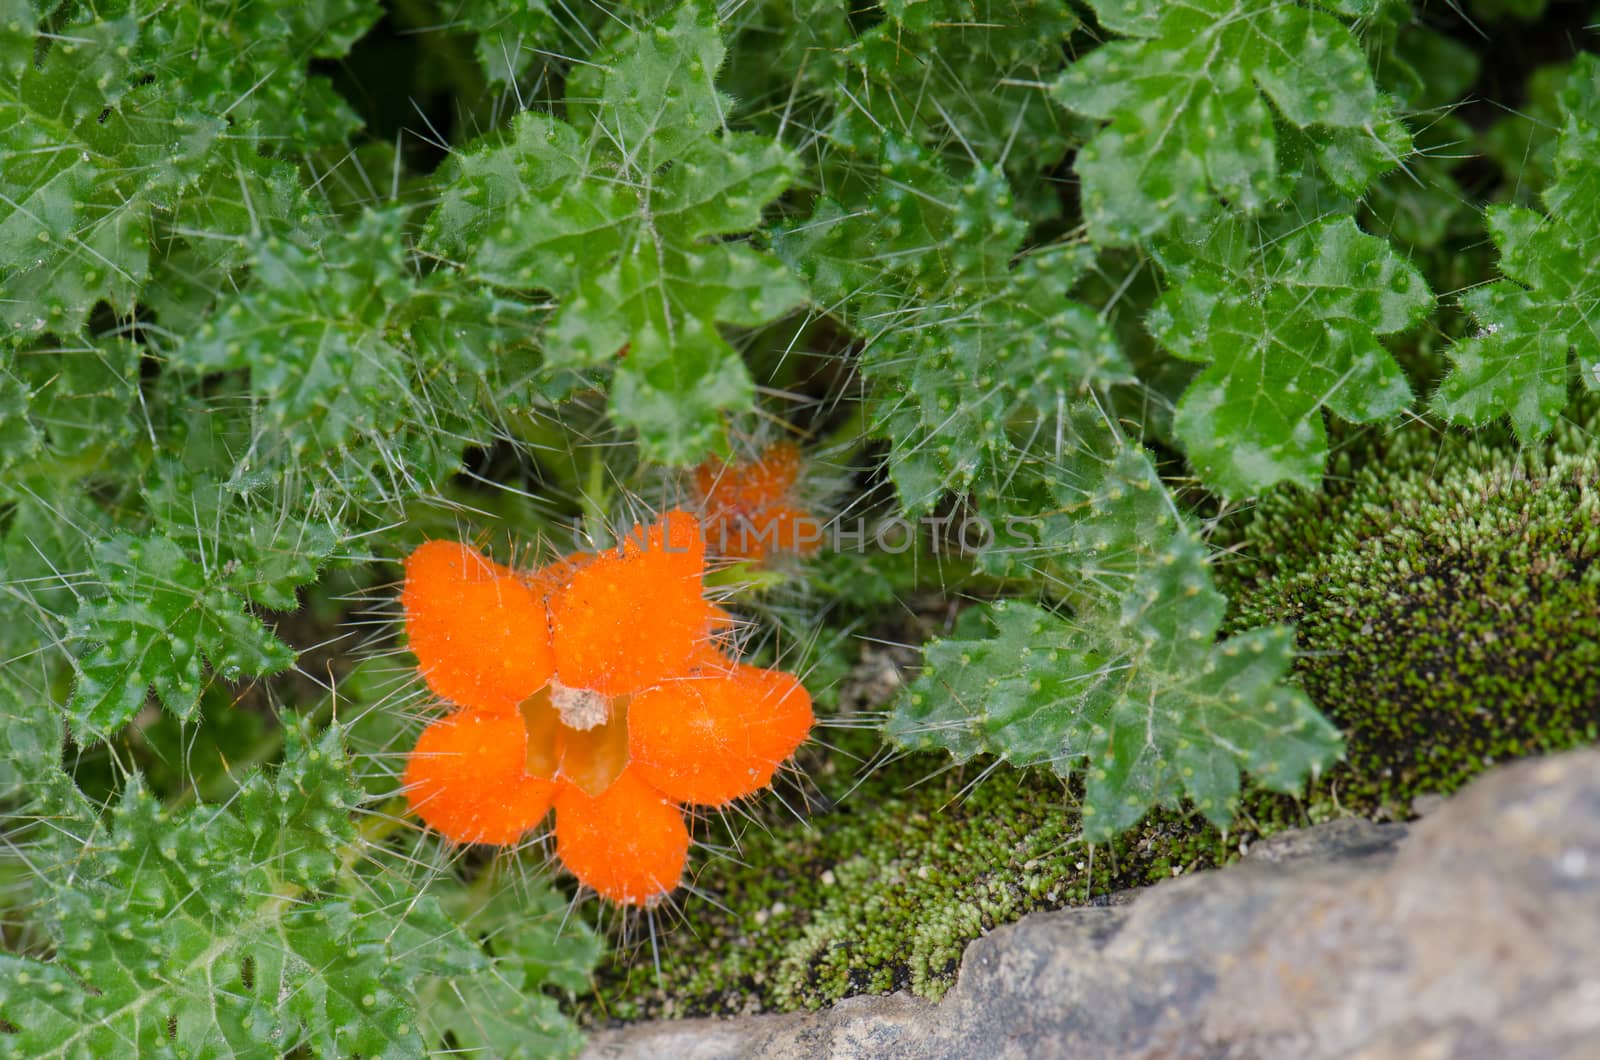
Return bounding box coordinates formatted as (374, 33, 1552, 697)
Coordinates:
(725, 0, 1081, 214)
(776, 139, 1025, 320)
(1149, 213, 1430, 497)
(1055, 0, 1408, 244)
(0, 726, 440, 1058)
(421, 973, 582, 1059)
(778, 138, 1132, 511)
(426, 112, 587, 259)
(876, 244, 1134, 510)
(4, 339, 141, 463)
(890, 403, 1340, 839)
(419, 877, 600, 1058)
(569, 5, 731, 164)
(175, 210, 421, 448)
(224, 725, 363, 890)
(1434, 55, 1600, 440)
(0, 675, 93, 848)
(167, 207, 524, 503)
(0, 362, 41, 470)
(0, 492, 111, 647)
(141, 411, 342, 614)
(0, 17, 152, 335)
(426, 3, 805, 463)
(450, 0, 557, 85)
(67, 534, 296, 740)
(0, 1, 374, 338)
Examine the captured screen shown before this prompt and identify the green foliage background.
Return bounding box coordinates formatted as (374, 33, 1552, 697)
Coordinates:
(2, 0, 1598, 1050)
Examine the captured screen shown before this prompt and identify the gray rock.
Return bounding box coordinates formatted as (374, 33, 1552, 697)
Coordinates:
(585, 752, 1600, 1056)
(585, 749, 1600, 1060)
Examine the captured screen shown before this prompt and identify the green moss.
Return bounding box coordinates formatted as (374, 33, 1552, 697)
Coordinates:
(1221, 407, 1600, 813)
(582, 730, 1239, 1020)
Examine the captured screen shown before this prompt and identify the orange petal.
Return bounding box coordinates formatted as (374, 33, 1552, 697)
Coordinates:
(713, 502, 823, 560)
(762, 502, 823, 556)
(692, 455, 728, 504)
(554, 769, 689, 905)
(694, 442, 802, 515)
(694, 444, 816, 562)
(628, 664, 813, 807)
(551, 511, 713, 696)
(620, 508, 705, 576)
(404, 712, 555, 844)
(689, 609, 740, 669)
(522, 550, 595, 605)
(746, 441, 802, 500)
(403, 541, 554, 713)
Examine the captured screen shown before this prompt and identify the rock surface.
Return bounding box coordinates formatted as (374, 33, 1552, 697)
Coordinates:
(585, 749, 1600, 1060)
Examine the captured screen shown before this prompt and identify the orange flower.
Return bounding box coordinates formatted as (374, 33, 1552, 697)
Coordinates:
(399, 511, 814, 905)
(693, 441, 821, 562)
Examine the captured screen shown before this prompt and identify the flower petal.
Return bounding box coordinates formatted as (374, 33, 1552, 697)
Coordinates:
(765, 502, 823, 556)
(521, 550, 594, 605)
(628, 664, 813, 807)
(404, 712, 554, 844)
(551, 511, 714, 696)
(554, 769, 689, 905)
(717, 501, 822, 560)
(620, 508, 705, 578)
(403, 541, 554, 713)
(695, 441, 802, 514)
(695, 443, 816, 561)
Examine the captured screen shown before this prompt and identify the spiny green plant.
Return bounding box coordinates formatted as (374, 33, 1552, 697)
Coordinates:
(423, 4, 806, 462)
(1434, 53, 1600, 439)
(888, 404, 1338, 839)
(1053, 0, 1411, 245)
(1150, 212, 1430, 497)
(3, 0, 1600, 1048)
(722, 0, 1085, 216)
(776, 140, 1130, 511)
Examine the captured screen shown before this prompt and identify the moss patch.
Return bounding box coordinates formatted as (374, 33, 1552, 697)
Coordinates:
(1221, 410, 1600, 812)
(584, 742, 1351, 1022)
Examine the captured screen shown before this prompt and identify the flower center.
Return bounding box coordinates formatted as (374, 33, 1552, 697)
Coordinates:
(521, 682, 630, 797)
(551, 680, 610, 730)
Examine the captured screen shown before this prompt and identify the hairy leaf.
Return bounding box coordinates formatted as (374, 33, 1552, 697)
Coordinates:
(176, 210, 421, 449)
(427, 4, 805, 462)
(890, 404, 1340, 838)
(778, 138, 1132, 510)
(5, 340, 142, 460)
(0, 726, 453, 1058)
(1150, 214, 1430, 496)
(451, 0, 557, 84)
(1434, 55, 1600, 440)
(66, 534, 297, 739)
(0, 366, 38, 468)
(419, 880, 601, 1058)
(165, 207, 536, 508)
(1055, 0, 1408, 244)
(724, 0, 1082, 214)
(0, 0, 374, 337)
(0, 677, 94, 858)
